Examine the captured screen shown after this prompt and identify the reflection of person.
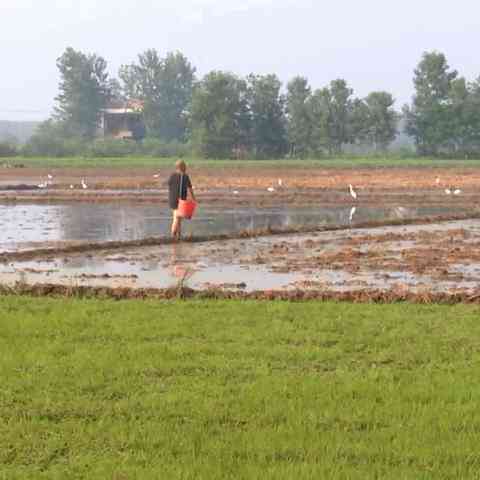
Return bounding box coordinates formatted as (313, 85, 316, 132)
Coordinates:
(168, 160, 196, 240)
(170, 243, 194, 282)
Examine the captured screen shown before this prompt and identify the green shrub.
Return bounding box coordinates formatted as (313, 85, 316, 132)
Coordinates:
(0, 142, 18, 157)
(140, 138, 190, 158)
(22, 120, 87, 157)
(87, 138, 140, 157)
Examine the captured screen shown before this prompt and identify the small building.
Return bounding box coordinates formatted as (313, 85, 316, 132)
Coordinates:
(99, 99, 145, 140)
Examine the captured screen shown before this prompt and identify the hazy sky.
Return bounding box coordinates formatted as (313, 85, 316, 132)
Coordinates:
(1, 0, 479, 121)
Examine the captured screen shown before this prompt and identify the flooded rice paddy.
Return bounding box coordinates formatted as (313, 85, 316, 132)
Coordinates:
(0, 202, 473, 252)
(0, 199, 480, 298)
(2, 165, 480, 299)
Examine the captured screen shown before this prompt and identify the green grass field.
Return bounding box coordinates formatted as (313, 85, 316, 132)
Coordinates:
(2, 297, 480, 479)
(8, 156, 480, 169)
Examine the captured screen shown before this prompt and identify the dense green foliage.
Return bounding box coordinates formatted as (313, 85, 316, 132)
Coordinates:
(2, 297, 480, 478)
(404, 51, 480, 156)
(246, 74, 288, 158)
(21, 136, 189, 159)
(286, 77, 312, 157)
(54, 47, 111, 139)
(18, 48, 480, 159)
(190, 71, 250, 158)
(363, 92, 398, 151)
(119, 50, 196, 141)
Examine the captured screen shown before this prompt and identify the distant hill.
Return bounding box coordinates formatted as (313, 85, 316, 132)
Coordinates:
(0, 121, 40, 144)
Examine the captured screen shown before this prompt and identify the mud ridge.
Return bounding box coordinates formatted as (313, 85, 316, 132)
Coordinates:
(2, 282, 480, 304)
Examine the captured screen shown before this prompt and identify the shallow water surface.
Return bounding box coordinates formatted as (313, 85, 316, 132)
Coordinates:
(2, 220, 480, 293)
(0, 202, 472, 252)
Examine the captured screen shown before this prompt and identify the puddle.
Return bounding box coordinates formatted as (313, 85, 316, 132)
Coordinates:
(0, 246, 300, 292)
(2, 220, 480, 294)
(0, 202, 473, 252)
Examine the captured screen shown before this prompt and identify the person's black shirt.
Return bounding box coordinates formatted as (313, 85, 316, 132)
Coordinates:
(168, 173, 192, 209)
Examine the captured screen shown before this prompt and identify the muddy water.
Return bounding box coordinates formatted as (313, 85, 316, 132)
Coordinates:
(2, 220, 480, 294)
(0, 239, 300, 292)
(0, 202, 472, 252)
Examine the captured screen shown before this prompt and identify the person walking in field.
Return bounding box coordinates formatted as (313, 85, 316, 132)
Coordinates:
(168, 160, 196, 240)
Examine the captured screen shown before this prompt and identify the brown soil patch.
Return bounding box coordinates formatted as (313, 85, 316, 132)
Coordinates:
(2, 282, 480, 304)
(2, 165, 480, 207)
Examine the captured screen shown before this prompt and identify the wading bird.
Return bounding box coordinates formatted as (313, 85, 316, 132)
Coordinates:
(445, 188, 452, 195)
(267, 187, 275, 193)
(349, 206, 357, 223)
(349, 184, 357, 200)
(278, 179, 283, 187)
(81, 179, 88, 190)
(38, 181, 47, 189)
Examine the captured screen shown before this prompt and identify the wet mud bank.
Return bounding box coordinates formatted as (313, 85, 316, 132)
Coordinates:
(2, 219, 480, 300)
(2, 282, 480, 304)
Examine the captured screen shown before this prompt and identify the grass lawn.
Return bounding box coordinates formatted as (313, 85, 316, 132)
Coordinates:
(8, 156, 480, 169)
(2, 297, 480, 479)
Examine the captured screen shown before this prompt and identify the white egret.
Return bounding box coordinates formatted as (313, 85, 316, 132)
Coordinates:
(445, 188, 452, 195)
(349, 184, 357, 200)
(349, 206, 357, 223)
(81, 179, 88, 190)
(454, 189, 462, 195)
(267, 187, 275, 193)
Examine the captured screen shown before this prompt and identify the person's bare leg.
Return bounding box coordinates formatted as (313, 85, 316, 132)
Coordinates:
(176, 217, 183, 241)
(171, 211, 179, 239)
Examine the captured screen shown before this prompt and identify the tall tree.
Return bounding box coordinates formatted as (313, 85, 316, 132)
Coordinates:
(349, 98, 371, 146)
(308, 80, 356, 155)
(286, 77, 312, 157)
(447, 77, 480, 155)
(119, 50, 195, 141)
(404, 51, 457, 155)
(327, 79, 355, 154)
(468, 78, 480, 152)
(307, 88, 331, 155)
(54, 47, 109, 138)
(159, 52, 196, 141)
(105, 78, 125, 102)
(246, 74, 287, 158)
(363, 92, 397, 151)
(190, 71, 250, 158)
(119, 49, 164, 136)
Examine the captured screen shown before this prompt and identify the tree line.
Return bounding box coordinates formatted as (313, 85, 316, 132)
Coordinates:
(404, 52, 480, 156)
(5, 48, 479, 159)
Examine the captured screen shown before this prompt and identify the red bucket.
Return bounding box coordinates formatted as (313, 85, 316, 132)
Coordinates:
(177, 199, 197, 219)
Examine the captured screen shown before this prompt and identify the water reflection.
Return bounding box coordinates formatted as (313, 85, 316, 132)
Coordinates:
(0, 202, 472, 252)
